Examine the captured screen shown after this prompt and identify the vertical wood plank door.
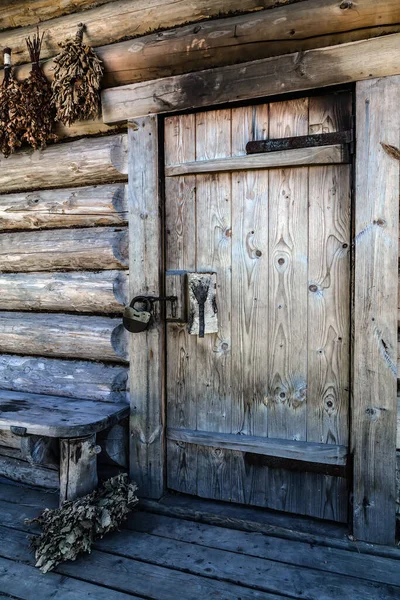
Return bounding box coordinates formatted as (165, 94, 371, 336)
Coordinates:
(164, 92, 352, 521)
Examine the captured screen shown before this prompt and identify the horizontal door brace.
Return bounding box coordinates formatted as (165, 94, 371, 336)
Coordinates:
(246, 130, 353, 154)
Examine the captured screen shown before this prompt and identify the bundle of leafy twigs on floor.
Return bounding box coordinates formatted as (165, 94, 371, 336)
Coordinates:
(52, 22, 103, 125)
(0, 48, 24, 157)
(22, 27, 57, 149)
(25, 474, 138, 573)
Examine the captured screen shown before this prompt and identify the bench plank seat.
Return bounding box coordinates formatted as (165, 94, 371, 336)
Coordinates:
(0, 389, 129, 438)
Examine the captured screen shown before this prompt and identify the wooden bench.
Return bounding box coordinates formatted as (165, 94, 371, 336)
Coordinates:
(0, 389, 129, 505)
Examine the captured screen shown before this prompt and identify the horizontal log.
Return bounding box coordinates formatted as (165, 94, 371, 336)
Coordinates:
(102, 33, 400, 123)
(166, 145, 349, 176)
(167, 428, 348, 466)
(0, 355, 129, 402)
(0, 134, 127, 193)
(0, 0, 113, 30)
(2, 0, 400, 92)
(0, 0, 284, 67)
(55, 118, 126, 140)
(0, 184, 127, 231)
(0, 227, 128, 272)
(0, 270, 128, 312)
(0, 313, 128, 362)
(0, 455, 59, 489)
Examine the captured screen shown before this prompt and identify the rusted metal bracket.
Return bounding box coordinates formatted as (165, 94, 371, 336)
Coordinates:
(246, 130, 353, 155)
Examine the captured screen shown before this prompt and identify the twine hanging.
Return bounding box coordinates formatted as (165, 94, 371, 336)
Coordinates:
(0, 48, 24, 157)
(51, 23, 103, 126)
(21, 28, 57, 150)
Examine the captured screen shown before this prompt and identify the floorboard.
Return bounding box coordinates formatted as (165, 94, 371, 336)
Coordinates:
(0, 480, 399, 600)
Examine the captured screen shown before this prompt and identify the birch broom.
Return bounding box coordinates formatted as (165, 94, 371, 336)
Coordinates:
(21, 28, 57, 150)
(51, 23, 103, 125)
(0, 48, 24, 157)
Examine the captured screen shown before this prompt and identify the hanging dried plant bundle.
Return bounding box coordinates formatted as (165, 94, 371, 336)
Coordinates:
(0, 48, 24, 157)
(52, 23, 104, 126)
(21, 28, 57, 150)
(25, 474, 138, 573)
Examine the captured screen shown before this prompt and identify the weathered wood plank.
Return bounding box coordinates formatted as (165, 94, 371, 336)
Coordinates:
(102, 33, 400, 122)
(167, 428, 347, 465)
(128, 116, 164, 498)
(97, 421, 128, 467)
(230, 103, 269, 505)
(55, 118, 126, 140)
(0, 270, 128, 312)
(0, 0, 277, 64)
(130, 512, 400, 587)
(0, 227, 128, 272)
(0, 312, 128, 362)
(0, 455, 59, 489)
(0, 355, 129, 402)
(0, 0, 113, 30)
(60, 434, 99, 504)
(4, 0, 400, 92)
(194, 108, 233, 503)
(0, 389, 129, 437)
(164, 114, 198, 496)
(165, 144, 348, 176)
(0, 184, 127, 231)
(352, 76, 400, 545)
(0, 134, 127, 193)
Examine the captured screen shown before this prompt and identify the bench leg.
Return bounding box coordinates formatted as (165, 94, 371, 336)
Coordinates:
(59, 434, 100, 506)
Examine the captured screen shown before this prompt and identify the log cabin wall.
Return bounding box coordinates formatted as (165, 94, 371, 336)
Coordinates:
(0, 0, 399, 517)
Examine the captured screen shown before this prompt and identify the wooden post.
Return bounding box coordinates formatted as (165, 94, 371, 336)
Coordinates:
(59, 434, 100, 505)
(128, 116, 165, 498)
(353, 76, 400, 544)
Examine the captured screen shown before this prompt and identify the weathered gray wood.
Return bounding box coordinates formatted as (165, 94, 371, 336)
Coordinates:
(97, 421, 128, 467)
(20, 436, 59, 468)
(0, 390, 129, 438)
(398, 395, 400, 449)
(0, 227, 128, 272)
(60, 434, 99, 504)
(0, 134, 127, 193)
(187, 273, 218, 336)
(352, 76, 400, 545)
(0, 184, 127, 231)
(130, 512, 400, 587)
(0, 355, 129, 402)
(128, 116, 165, 498)
(167, 428, 347, 465)
(102, 33, 400, 123)
(0, 430, 20, 449)
(0, 270, 128, 312)
(0, 455, 58, 489)
(165, 145, 348, 177)
(0, 312, 129, 362)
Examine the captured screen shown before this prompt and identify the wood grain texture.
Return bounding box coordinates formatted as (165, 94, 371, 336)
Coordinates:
(0, 270, 128, 313)
(60, 434, 98, 504)
(0, 455, 59, 489)
(102, 33, 400, 123)
(167, 428, 347, 465)
(0, 184, 127, 231)
(3, 0, 400, 92)
(0, 134, 127, 193)
(307, 145, 351, 444)
(164, 114, 198, 496)
(128, 116, 164, 498)
(0, 227, 128, 272)
(0, 312, 129, 362)
(165, 144, 348, 176)
(0, 355, 129, 402)
(97, 422, 128, 467)
(0, 390, 129, 437)
(352, 76, 400, 545)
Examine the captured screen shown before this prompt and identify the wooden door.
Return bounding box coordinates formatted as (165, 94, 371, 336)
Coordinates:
(164, 92, 352, 522)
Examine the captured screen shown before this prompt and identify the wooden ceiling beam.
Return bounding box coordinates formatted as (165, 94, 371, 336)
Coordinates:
(102, 32, 400, 122)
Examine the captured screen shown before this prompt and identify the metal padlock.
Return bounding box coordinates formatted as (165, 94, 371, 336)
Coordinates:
(123, 297, 152, 333)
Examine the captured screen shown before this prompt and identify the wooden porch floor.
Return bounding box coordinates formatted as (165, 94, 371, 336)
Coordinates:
(0, 480, 399, 599)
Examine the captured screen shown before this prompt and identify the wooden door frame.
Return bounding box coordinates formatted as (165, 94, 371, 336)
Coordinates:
(124, 38, 400, 544)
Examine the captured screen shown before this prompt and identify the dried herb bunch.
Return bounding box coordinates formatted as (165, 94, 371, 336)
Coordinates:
(21, 28, 57, 150)
(25, 474, 138, 573)
(52, 23, 104, 125)
(0, 48, 24, 157)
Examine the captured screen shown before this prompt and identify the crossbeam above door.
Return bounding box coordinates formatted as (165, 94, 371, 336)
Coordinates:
(165, 144, 349, 177)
